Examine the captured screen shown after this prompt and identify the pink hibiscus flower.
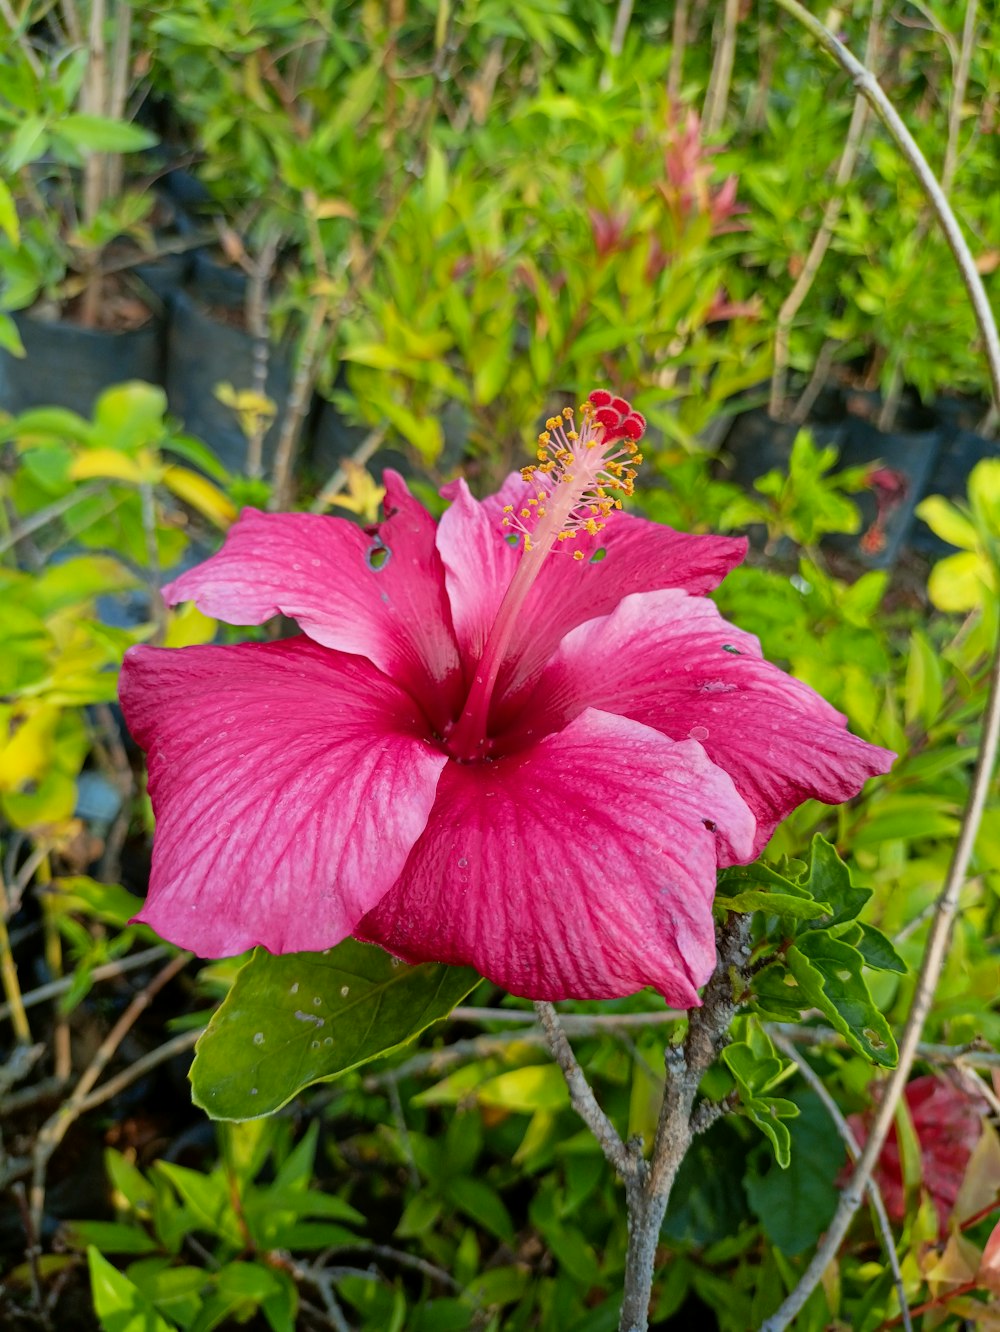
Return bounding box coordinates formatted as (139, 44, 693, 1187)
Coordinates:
(119, 391, 894, 1006)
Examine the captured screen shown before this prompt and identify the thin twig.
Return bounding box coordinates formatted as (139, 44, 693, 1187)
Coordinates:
(667, 0, 689, 102)
(942, 0, 979, 198)
(244, 232, 282, 481)
(269, 294, 331, 511)
(772, 1, 882, 421)
(451, 1005, 684, 1029)
(609, 0, 634, 58)
(534, 1001, 641, 1182)
(320, 1242, 462, 1293)
(73, 1027, 201, 1115)
(701, 0, 739, 138)
(759, 27, 1000, 1320)
(769, 1024, 1000, 1069)
(0, 944, 169, 1024)
(770, 1030, 913, 1332)
(310, 425, 388, 513)
(0, 482, 105, 557)
(29, 952, 191, 1234)
(139, 482, 168, 643)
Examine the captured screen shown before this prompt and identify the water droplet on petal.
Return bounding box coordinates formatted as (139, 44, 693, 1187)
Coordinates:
(253, 1032, 264, 1046)
(688, 725, 709, 741)
(458, 857, 468, 868)
(366, 539, 391, 571)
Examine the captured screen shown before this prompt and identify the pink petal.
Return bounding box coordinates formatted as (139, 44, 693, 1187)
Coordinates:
(357, 707, 756, 1005)
(119, 638, 448, 957)
(518, 588, 894, 857)
(437, 472, 746, 695)
(163, 472, 463, 727)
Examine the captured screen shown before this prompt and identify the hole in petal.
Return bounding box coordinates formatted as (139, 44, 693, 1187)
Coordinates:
(589, 547, 607, 563)
(366, 538, 391, 571)
(722, 644, 742, 655)
(504, 533, 520, 547)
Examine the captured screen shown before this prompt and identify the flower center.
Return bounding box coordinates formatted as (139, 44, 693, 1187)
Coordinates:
(444, 389, 646, 762)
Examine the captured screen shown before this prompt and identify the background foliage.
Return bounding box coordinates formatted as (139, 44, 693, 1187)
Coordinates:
(1, 1, 1000, 1329)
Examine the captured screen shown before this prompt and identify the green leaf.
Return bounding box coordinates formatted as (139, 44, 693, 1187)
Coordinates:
(191, 940, 478, 1119)
(853, 922, 907, 975)
(0, 177, 18, 246)
(721, 1024, 798, 1166)
(915, 495, 978, 551)
(0, 312, 25, 357)
(54, 115, 158, 154)
(87, 1248, 174, 1332)
(786, 932, 898, 1066)
(744, 1091, 843, 1255)
(65, 1222, 158, 1254)
(473, 1064, 569, 1114)
(800, 835, 871, 928)
(444, 1176, 515, 1245)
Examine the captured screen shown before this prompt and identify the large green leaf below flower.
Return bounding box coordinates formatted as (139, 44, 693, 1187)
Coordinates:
(191, 940, 479, 1120)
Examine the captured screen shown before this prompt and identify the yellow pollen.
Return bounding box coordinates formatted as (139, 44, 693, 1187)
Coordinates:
(520, 508, 530, 518)
(502, 504, 514, 513)
(573, 549, 585, 560)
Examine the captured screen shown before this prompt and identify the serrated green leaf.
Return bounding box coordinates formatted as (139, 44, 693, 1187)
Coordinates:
(715, 888, 830, 919)
(744, 1091, 843, 1254)
(801, 835, 870, 928)
(853, 922, 907, 975)
(191, 940, 478, 1120)
(787, 932, 897, 1066)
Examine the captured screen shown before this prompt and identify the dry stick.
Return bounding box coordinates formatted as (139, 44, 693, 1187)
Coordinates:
(942, 0, 979, 199)
(79, 0, 107, 330)
(104, 0, 131, 203)
(0, 483, 105, 559)
(791, 337, 842, 426)
(610, 0, 635, 58)
(759, 10, 1000, 1323)
(771, 1024, 1000, 1070)
(244, 233, 281, 481)
(0, 945, 169, 1025)
(269, 293, 331, 512)
(29, 951, 191, 1235)
(310, 425, 388, 514)
(452, 1005, 684, 1029)
(771, 1, 882, 422)
(73, 1027, 201, 1115)
(769, 1030, 913, 1332)
(667, 0, 689, 102)
(139, 481, 168, 644)
(701, 0, 740, 138)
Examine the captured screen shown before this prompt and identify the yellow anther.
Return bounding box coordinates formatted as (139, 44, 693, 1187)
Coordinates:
(528, 498, 537, 506)
(537, 490, 546, 500)
(520, 508, 531, 518)
(502, 504, 514, 513)
(573, 550, 585, 560)
(563, 406, 574, 419)
(557, 531, 570, 541)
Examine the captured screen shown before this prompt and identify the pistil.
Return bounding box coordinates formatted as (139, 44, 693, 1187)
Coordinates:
(444, 390, 646, 761)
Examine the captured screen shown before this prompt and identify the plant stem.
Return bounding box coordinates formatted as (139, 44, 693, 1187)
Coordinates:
(701, 0, 739, 137)
(771, 0, 882, 421)
(761, 7, 1000, 1318)
(942, 0, 978, 198)
(618, 915, 750, 1332)
(667, 0, 689, 101)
